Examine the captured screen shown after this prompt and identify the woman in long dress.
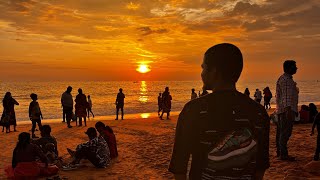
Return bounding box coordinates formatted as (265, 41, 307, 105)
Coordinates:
(1, 92, 19, 133)
(75, 88, 88, 126)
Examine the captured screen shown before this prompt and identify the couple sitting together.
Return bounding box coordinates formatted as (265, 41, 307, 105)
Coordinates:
(6, 122, 118, 179)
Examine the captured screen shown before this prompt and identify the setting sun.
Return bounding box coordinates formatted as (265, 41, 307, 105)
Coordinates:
(136, 64, 151, 74)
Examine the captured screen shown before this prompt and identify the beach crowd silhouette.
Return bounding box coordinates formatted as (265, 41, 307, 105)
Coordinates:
(1, 43, 320, 179)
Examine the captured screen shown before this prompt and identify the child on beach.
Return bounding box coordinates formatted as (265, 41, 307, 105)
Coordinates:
(87, 95, 95, 119)
(311, 113, 320, 160)
(29, 93, 43, 138)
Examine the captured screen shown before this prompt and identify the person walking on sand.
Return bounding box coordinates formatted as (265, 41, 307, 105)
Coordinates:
(115, 88, 125, 120)
(160, 87, 172, 120)
(254, 88, 262, 104)
(61, 86, 73, 128)
(29, 93, 43, 138)
(158, 93, 162, 116)
(276, 60, 299, 161)
(244, 88, 250, 97)
(87, 95, 95, 119)
(311, 113, 320, 160)
(263, 87, 272, 109)
(191, 88, 197, 100)
(75, 88, 88, 126)
(1, 92, 19, 133)
(169, 43, 270, 179)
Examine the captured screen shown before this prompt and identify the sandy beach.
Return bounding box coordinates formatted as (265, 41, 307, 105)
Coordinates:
(1, 111, 320, 180)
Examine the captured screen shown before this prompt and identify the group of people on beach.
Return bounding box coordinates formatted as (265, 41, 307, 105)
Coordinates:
(2, 43, 320, 179)
(5, 121, 118, 179)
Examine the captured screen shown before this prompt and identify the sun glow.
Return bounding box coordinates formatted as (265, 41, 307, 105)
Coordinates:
(136, 64, 151, 73)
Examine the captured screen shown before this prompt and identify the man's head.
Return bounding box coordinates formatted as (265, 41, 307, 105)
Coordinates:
(85, 127, 97, 140)
(95, 121, 105, 133)
(119, 88, 123, 93)
(40, 125, 51, 137)
(78, 88, 83, 94)
(159, 93, 161, 96)
(165, 87, 169, 92)
(30, 93, 38, 101)
(283, 60, 297, 75)
(201, 43, 243, 90)
(67, 86, 72, 93)
(192, 88, 195, 93)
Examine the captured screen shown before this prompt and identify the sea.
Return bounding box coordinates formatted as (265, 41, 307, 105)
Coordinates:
(0, 80, 319, 123)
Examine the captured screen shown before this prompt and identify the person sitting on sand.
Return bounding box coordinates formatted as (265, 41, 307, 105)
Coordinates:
(32, 125, 58, 157)
(66, 127, 110, 169)
(6, 132, 58, 179)
(95, 121, 118, 159)
(311, 113, 320, 160)
(169, 43, 270, 179)
(29, 93, 43, 138)
(299, 105, 310, 124)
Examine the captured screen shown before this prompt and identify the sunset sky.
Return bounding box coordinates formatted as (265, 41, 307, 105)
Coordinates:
(0, 0, 319, 81)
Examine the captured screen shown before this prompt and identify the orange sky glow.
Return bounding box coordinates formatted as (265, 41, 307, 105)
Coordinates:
(0, 0, 319, 81)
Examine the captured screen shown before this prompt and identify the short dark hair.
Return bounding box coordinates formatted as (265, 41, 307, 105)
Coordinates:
(283, 60, 296, 72)
(95, 121, 105, 129)
(30, 93, 37, 100)
(204, 43, 243, 83)
(41, 125, 51, 135)
(85, 127, 97, 137)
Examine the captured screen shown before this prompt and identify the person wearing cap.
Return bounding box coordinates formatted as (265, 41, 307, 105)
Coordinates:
(29, 93, 43, 138)
(67, 127, 111, 168)
(115, 88, 125, 120)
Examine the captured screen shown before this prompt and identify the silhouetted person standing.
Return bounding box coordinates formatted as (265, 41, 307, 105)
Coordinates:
(276, 60, 298, 161)
(87, 95, 95, 119)
(191, 88, 197, 100)
(61, 86, 73, 128)
(115, 88, 125, 120)
(158, 93, 162, 116)
(160, 87, 172, 120)
(29, 93, 43, 138)
(75, 88, 88, 126)
(244, 88, 250, 97)
(1, 92, 19, 133)
(263, 87, 272, 109)
(254, 89, 262, 104)
(169, 43, 269, 179)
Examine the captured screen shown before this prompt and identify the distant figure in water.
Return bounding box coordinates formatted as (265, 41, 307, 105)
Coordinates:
(191, 88, 197, 100)
(263, 87, 272, 109)
(157, 93, 162, 116)
(75, 88, 88, 126)
(87, 95, 95, 119)
(115, 88, 125, 120)
(61, 86, 73, 128)
(244, 88, 250, 97)
(169, 43, 270, 179)
(160, 87, 172, 120)
(254, 88, 262, 104)
(1, 92, 19, 133)
(29, 93, 43, 138)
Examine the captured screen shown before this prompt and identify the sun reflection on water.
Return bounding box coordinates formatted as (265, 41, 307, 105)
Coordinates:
(139, 81, 148, 103)
(140, 113, 151, 118)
